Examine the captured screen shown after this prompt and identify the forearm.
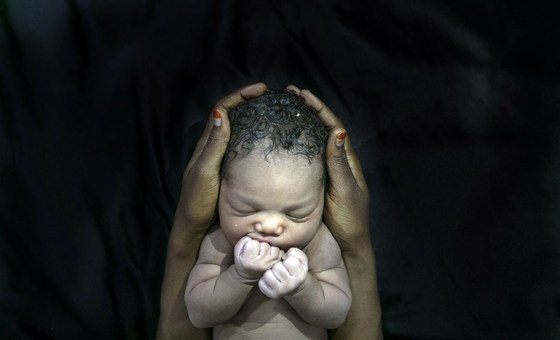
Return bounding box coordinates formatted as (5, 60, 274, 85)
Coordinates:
(284, 274, 352, 329)
(186, 265, 256, 328)
(330, 239, 383, 340)
(157, 207, 210, 340)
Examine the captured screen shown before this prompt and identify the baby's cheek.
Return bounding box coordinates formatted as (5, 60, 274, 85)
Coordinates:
(222, 217, 250, 241)
(300, 219, 322, 244)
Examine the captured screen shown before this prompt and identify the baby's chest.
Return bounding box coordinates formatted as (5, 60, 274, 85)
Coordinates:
(233, 289, 295, 323)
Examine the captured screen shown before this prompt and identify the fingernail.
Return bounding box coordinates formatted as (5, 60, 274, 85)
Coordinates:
(335, 131, 346, 147)
(213, 110, 222, 127)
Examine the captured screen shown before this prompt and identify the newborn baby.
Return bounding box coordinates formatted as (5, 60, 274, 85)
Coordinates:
(185, 89, 351, 339)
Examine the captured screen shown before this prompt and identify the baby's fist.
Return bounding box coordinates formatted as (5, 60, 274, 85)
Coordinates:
(258, 248, 308, 299)
(234, 236, 284, 281)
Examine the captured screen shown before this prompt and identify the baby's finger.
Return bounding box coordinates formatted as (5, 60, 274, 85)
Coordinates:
(258, 272, 280, 299)
(283, 256, 307, 277)
(284, 248, 308, 267)
(236, 236, 252, 247)
(234, 236, 250, 257)
(238, 237, 260, 259)
(271, 261, 290, 281)
(258, 242, 271, 257)
(269, 246, 280, 259)
(282, 248, 307, 276)
(245, 239, 261, 257)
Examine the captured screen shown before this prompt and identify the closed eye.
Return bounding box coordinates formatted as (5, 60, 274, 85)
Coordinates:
(233, 210, 254, 217)
(235, 211, 254, 217)
(287, 215, 308, 222)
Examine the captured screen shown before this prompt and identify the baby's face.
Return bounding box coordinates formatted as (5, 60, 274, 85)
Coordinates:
(218, 150, 324, 251)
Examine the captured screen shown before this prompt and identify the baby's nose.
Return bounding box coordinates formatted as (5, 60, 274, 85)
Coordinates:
(255, 218, 284, 236)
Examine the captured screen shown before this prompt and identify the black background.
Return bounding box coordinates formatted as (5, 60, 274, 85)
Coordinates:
(1, 1, 559, 339)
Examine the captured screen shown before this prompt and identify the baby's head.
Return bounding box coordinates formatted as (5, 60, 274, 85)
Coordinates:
(218, 89, 327, 250)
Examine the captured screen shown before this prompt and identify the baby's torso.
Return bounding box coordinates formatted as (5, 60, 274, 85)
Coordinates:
(212, 224, 338, 340)
(213, 289, 327, 340)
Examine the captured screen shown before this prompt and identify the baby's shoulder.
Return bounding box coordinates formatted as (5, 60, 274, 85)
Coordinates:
(305, 223, 344, 272)
(196, 225, 233, 265)
(309, 223, 339, 248)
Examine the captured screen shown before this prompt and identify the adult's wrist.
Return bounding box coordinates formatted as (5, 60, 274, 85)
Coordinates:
(166, 217, 206, 260)
(336, 222, 373, 256)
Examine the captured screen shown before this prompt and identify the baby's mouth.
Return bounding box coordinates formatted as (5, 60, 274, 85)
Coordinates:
(247, 233, 273, 245)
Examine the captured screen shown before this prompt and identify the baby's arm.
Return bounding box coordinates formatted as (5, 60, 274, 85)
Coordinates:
(258, 225, 352, 329)
(185, 229, 283, 328)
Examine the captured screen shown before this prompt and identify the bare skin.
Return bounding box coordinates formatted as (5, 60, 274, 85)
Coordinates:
(185, 151, 351, 338)
(289, 85, 383, 340)
(156, 83, 382, 340)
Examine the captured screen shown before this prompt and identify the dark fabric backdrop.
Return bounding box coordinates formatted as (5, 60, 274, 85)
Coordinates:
(1, 1, 559, 339)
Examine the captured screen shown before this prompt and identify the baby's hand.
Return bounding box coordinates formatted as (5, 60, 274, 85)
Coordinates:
(234, 236, 284, 281)
(258, 248, 308, 299)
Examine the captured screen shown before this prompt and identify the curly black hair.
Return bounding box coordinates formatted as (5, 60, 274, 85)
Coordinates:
(222, 88, 327, 177)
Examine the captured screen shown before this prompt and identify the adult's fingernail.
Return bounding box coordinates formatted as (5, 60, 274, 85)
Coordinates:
(213, 110, 222, 127)
(335, 131, 346, 147)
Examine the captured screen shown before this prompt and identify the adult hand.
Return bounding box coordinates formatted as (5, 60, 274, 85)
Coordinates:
(287, 85, 383, 340)
(156, 83, 268, 340)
